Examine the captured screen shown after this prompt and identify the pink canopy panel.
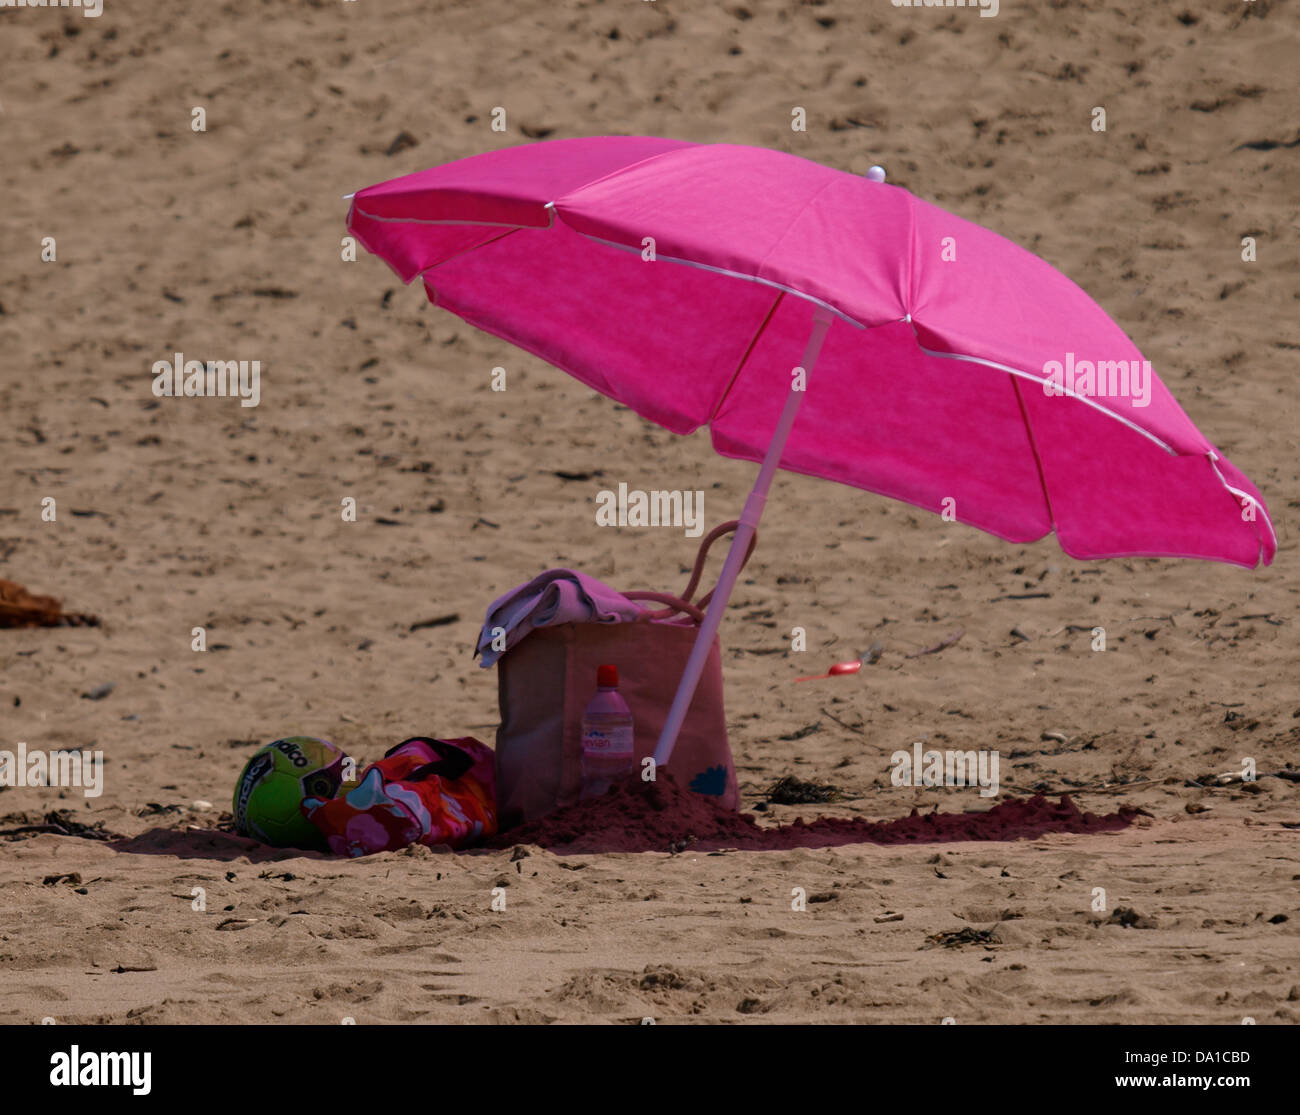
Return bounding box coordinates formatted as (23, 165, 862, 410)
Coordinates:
(348, 136, 1275, 569)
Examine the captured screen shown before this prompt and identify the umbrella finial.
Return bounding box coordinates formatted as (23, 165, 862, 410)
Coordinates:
(866, 165, 887, 183)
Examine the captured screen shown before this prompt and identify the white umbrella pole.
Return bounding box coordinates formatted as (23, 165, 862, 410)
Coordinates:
(652, 305, 835, 770)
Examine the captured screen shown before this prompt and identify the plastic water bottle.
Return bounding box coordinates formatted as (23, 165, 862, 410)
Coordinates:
(580, 664, 635, 798)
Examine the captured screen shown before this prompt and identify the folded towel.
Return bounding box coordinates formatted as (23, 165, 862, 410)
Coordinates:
(477, 568, 643, 667)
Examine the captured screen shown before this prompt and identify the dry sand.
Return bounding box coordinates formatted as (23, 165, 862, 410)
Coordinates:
(1, 0, 1297, 1024)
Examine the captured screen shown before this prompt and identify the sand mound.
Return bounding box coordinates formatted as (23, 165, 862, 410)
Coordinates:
(490, 771, 1144, 854)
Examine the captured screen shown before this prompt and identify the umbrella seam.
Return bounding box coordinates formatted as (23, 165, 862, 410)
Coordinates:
(413, 227, 525, 285)
(1009, 374, 1058, 535)
(708, 291, 785, 424)
(350, 207, 555, 230)
(1207, 453, 1275, 565)
(554, 142, 700, 202)
(351, 141, 700, 231)
(753, 178, 839, 281)
(905, 191, 918, 318)
(566, 231, 869, 328)
(910, 336, 1178, 456)
(346, 202, 413, 284)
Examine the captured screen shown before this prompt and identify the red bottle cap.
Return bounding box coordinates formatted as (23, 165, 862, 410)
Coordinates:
(597, 664, 619, 688)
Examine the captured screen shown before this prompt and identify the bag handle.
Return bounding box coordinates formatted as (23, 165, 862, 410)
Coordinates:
(623, 520, 757, 626)
(622, 590, 706, 624)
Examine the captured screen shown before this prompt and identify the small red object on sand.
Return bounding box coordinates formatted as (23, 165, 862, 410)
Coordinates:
(794, 659, 862, 683)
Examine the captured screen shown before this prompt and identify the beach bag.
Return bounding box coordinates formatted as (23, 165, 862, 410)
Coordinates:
(494, 522, 752, 825)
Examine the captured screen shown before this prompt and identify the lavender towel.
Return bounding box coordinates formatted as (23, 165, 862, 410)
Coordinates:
(476, 568, 643, 667)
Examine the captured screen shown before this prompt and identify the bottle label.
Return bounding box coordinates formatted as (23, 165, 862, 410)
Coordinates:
(582, 726, 633, 755)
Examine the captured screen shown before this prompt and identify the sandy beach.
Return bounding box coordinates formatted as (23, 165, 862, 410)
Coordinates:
(1, 0, 1296, 1024)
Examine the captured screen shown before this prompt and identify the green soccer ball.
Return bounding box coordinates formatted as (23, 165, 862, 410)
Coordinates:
(232, 736, 348, 849)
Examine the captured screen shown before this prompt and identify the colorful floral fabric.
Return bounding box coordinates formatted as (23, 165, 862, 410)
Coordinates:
(303, 737, 496, 857)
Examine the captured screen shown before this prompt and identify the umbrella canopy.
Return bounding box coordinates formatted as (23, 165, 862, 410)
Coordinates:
(348, 136, 1274, 568)
(346, 136, 1275, 769)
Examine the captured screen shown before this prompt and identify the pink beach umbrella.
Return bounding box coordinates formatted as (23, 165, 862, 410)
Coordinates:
(345, 136, 1275, 770)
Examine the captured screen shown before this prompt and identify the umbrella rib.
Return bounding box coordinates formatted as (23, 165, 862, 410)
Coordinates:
(413, 226, 526, 282)
(556, 144, 696, 199)
(349, 206, 555, 230)
(1207, 453, 1276, 562)
(708, 291, 785, 424)
(567, 231, 866, 329)
(1010, 374, 1058, 535)
(910, 336, 1177, 456)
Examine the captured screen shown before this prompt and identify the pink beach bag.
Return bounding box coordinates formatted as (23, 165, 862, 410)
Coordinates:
(494, 523, 752, 826)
